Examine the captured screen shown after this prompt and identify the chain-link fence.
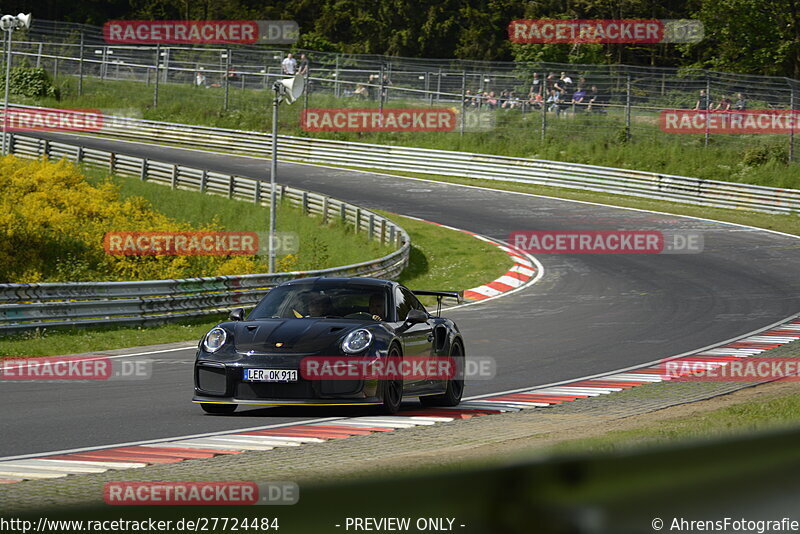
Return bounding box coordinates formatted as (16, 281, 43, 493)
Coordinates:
(7, 19, 800, 161)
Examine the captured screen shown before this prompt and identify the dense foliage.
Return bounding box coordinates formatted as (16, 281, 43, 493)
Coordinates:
(14, 0, 800, 77)
(0, 156, 260, 282)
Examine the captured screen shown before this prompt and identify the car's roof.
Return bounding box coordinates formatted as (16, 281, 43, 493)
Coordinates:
(280, 277, 395, 288)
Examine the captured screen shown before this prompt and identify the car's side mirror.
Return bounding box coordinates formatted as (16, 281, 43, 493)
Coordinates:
(228, 308, 245, 321)
(405, 309, 428, 324)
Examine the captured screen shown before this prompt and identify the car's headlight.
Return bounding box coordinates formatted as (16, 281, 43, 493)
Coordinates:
(342, 329, 373, 354)
(203, 327, 228, 353)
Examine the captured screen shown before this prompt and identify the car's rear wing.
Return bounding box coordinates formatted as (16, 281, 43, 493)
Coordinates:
(412, 290, 464, 316)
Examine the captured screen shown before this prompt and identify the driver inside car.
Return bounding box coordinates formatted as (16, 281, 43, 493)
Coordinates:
(369, 292, 385, 321)
(306, 294, 333, 317)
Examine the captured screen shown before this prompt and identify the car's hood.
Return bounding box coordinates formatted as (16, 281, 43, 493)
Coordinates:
(231, 318, 364, 354)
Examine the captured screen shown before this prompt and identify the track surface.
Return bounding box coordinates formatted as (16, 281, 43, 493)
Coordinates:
(3, 132, 799, 457)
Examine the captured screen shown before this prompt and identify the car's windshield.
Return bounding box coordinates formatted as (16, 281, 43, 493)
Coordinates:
(248, 284, 389, 321)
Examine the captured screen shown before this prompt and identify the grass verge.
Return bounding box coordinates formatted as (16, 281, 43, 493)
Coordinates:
(0, 212, 510, 357)
(28, 75, 800, 189)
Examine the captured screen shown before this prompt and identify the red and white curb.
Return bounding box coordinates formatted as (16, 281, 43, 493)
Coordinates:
(463, 237, 536, 301)
(401, 216, 539, 302)
(469, 315, 800, 408)
(2, 315, 797, 484)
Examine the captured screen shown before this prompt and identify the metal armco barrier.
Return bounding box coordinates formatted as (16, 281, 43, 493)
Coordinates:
(18, 106, 795, 215)
(0, 134, 410, 333)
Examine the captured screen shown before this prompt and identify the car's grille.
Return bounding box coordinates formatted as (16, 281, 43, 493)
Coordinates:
(196, 366, 227, 395)
(236, 381, 316, 400)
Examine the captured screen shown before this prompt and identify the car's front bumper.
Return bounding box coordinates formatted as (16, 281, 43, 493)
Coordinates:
(194, 356, 381, 404)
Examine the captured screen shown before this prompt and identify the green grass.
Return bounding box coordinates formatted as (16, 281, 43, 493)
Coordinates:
(0, 208, 510, 357)
(380, 212, 510, 292)
(27, 75, 800, 190)
(546, 386, 800, 458)
(83, 167, 395, 271)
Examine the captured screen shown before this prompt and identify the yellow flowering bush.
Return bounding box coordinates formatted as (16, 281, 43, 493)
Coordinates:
(0, 156, 269, 283)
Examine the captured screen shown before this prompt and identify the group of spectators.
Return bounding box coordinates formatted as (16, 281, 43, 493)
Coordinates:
(694, 90, 747, 111)
(193, 53, 309, 89)
(464, 72, 605, 115)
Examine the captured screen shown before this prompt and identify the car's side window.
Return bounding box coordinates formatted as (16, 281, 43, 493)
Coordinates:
(396, 286, 427, 321)
(394, 287, 412, 323)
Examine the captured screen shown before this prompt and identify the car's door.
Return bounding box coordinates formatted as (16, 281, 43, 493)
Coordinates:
(393, 286, 433, 392)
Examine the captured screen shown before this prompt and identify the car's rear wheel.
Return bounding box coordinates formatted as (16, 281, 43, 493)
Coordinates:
(420, 340, 464, 407)
(200, 403, 238, 415)
(375, 345, 403, 415)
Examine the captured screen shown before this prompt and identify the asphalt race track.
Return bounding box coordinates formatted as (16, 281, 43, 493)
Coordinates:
(3, 131, 799, 457)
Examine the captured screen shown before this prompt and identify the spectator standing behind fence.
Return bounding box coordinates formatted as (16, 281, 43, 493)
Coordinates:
(572, 86, 587, 112)
(298, 53, 309, 75)
(530, 72, 541, 96)
(734, 93, 747, 111)
(715, 95, 732, 111)
(694, 89, 711, 110)
(282, 53, 297, 75)
(560, 72, 574, 94)
(486, 91, 498, 109)
(545, 72, 556, 94)
(547, 88, 563, 116)
(195, 71, 206, 87)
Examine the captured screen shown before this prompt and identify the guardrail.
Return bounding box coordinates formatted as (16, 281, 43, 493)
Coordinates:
(0, 134, 410, 333)
(30, 106, 799, 215)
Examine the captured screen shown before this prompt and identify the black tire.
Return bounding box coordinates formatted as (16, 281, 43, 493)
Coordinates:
(420, 340, 464, 407)
(200, 403, 237, 415)
(374, 345, 404, 415)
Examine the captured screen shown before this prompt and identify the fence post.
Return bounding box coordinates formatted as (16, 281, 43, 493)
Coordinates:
(368, 214, 375, 240)
(380, 219, 386, 243)
(7, 132, 13, 154)
(140, 158, 148, 181)
(162, 47, 170, 83)
(334, 55, 340, 98)
(355, 208, 361, 233)
(436, 68, 442, 104)
(109, 152, 116, 173)
(460, 70, 466, 137)
(541, 87, 547, 141)
(379, 63, 385, 115)
(171, 164, 178, 189)
(36, 42, 42, 68)
(224, 49, 230, 111)
(76, 145, 83, 162)
(322, 196, 329, 223)
(153, 44, 160, 108)
(78, 33, 85, 95)
(253, 177, 260, 203)
(200, 169, 207, 193)
(228, 175, 235, 198)
(625, 73, 631, 142)
(791, 81, 796, 164)
(43, 140, 50, 157)
(340, 203, 346, 224)
(704, 75, 710, 147)
(302, 191, 308, 214)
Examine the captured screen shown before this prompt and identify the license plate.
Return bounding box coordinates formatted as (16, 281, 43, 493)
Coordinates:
(243, 369, 298, 382)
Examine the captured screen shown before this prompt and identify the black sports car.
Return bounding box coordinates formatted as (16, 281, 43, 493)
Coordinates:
(193, 277, 465, 415)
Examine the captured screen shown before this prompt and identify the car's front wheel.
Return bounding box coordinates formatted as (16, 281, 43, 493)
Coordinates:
(375, 345, 404, 414)
(420, 340, 464, 407)
(200, 403, 238, 415)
